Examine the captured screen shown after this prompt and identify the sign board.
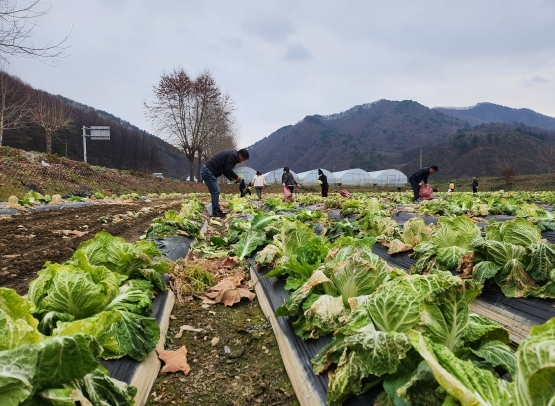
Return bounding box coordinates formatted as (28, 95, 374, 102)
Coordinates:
(90, 126, 111, 140)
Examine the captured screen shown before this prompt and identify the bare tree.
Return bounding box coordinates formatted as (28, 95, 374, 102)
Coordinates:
(539, 144, 555, 173)
(195, 75, 237, 179)
(0, 0, 70, 63)
(495, 157, 518, 187)
(144, 68, 237, 180)
(0, 67, 30, 146)
(32, 93, 74, 155)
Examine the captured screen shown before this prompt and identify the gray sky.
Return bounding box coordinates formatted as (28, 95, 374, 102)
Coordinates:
(9, 0, 555, 147)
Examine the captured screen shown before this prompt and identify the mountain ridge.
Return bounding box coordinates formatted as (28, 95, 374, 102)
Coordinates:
(246, 99, 555, 180)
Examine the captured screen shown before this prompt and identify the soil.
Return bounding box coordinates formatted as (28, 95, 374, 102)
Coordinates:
(0, 198, 185, 295)
(0, 197, 299, 406)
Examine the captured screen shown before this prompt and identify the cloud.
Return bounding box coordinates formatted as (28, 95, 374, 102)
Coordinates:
(222, 37, 243, 50)
(521, 75, 550, 88)
(531, 75, 549, 83)
(242, 16, 294, 42)
(284, 43, 313, 61)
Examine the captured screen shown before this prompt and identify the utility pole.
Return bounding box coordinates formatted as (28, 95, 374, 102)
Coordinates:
(419, 145, 422, 168)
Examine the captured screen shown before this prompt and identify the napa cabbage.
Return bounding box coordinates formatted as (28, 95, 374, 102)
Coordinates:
(28, 261, 119, 319)
(52, 309, 160, 361)
(312, 273, 512, 406)
(411, 216, 481, 274)
(469, 218, 555, 298)
(145, 209, 202, 238)
(275, 237, 398, 339)
(261, 220, 329, 290)
(383, 217, 434, 255)
(0, 289, 136, 406)
(0, 288, 42, 351)
(70, 231, 169, 290)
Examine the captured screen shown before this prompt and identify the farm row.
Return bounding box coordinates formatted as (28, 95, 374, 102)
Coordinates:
(216, 190, 555, 405)
(3, 188, 555, 405)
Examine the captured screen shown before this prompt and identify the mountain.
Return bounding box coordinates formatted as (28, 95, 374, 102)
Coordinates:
(247, 99, 555, 181)
(398, 122, 555, 181)
(247, 99, 467, 173)
(434, 102, 555, 131)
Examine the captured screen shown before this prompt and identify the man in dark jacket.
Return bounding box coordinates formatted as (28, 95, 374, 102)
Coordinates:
(317, 168, 329, 197)
(408, 165, 438, 202)
(200, 149, 249, 217)
(472, 176, 478, 193)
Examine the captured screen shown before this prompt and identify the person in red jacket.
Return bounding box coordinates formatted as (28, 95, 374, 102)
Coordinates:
(200, 149, 249, 217)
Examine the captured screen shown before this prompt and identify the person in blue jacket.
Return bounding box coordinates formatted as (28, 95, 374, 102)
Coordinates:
(408, 165, 438, 202)
(200, 148, 249, 217)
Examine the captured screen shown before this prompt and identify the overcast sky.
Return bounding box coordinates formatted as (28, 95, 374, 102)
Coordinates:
(8, 0, 555, 147)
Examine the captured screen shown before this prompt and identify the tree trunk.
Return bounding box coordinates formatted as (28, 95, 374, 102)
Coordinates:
(186, 152, 195, 182)
(46, 132, 53, 155)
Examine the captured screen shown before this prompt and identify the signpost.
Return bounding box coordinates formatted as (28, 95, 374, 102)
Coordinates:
(82, 126, 110, 163)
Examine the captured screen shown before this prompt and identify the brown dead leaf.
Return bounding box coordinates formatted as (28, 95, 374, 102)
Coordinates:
(190, 256, 239, 273)
(457, 251, 475, 279)
(157, 346, 191, 374)
(387, 239, 413, 255)
(205, 279, 256, 306)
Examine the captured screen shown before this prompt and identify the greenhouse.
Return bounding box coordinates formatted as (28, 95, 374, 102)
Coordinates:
(296, 168, 336, 185)
(332, 168, 372, 185)
(234, 166, 257, 183)
(263, 168, 301, 184)
(368, 169, 408, 186)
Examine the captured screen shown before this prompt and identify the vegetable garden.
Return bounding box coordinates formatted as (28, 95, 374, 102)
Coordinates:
(3, 187, 555, 405)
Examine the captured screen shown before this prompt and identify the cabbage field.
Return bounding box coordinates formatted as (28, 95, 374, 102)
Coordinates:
(218, 190, 555, 406)
(3, 188, 555, 405)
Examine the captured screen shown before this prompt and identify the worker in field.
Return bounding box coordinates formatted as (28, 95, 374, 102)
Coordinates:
(472, 176, 479, 193)
(448, 182, 455, 193)
(317, 169, 329, 197)
(408, 165, 438, 202)
(252, 170, 267, 199)
(200, 148, 249, 217)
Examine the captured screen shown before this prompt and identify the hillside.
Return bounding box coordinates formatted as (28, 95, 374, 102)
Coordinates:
(247, 99, 468, 173)
(434, 102, 555, 131)
(1, 72, 190, 179)
(398, 122, 555, 180)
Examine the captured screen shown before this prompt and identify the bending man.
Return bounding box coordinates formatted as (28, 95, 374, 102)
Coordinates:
(408, 165, 438, 202)
(200, 148, 249, 217)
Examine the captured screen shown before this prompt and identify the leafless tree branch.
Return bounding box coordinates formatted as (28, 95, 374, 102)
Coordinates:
(144, 68, 237, 181)
(0, 0, 71, 64)
(0, 66, 31, 145)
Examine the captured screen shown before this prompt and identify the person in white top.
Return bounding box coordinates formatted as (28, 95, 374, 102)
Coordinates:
(252, 171, 267, 199)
